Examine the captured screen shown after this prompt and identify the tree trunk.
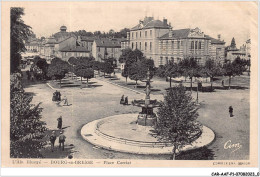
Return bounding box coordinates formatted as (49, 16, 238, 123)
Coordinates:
(87, 78, 89, 84)
(190, 77, 193, 92)
(60, 79, 61, 88)
(103, 72, 105, 77)
(81, 77, 82, 84)
(135, 80, 138, 88)
(196, 82, 199, 103)
(170, 77, 172, 88)
(229, 76, 231, 89)
(171, 145, 177, 160)
(210, 77, 213, 92)
(125, 76, 128, 83)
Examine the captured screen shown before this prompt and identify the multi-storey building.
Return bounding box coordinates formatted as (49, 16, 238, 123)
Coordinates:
(92, 38, 123, 66)
(127, 16, 226, 67)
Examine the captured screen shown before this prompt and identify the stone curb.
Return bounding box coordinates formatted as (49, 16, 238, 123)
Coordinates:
(81, 114, 215, 155)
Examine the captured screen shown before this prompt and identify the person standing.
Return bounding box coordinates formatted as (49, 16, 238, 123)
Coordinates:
(49, 131, 57, 152)
(229, 106, 233, 117)
(124, 96, 128, 105)
(58, 132, 66, 151)
(57, 116, 62, 129)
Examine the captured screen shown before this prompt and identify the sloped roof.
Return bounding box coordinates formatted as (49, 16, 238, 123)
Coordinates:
(131, 19, 170, 30)
(46, 37, 57, 44)
(94, 38, 124, 48)
(81, 36, 96, 42)
(205, 35, 225, 44)
(60, 46, 90, 52)
(160, 29, 191, 39)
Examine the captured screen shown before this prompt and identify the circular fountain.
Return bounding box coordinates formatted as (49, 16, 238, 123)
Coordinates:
(132, 69, 161, 126)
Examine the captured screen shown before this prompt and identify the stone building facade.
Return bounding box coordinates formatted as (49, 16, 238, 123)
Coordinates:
(127, 16, 226, 67)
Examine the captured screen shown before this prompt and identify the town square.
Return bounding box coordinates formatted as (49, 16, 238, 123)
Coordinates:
(6, 1, 255, 164)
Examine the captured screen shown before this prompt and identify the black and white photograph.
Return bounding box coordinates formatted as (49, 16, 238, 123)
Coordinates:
(1, 1, 258, 170)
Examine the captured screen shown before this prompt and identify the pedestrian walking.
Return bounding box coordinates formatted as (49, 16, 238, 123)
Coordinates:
(57, 116, 63, 129)
(57, 91, 61, 101)
(49, 131, 57, 152)
(58, 131, 66, 151)
(229, 106, 233, 117)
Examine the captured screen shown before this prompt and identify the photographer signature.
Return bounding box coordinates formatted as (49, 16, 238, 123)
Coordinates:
(224, 140, 242, 153)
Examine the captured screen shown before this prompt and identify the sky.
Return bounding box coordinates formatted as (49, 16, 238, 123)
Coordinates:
(21, 1, 257, 47)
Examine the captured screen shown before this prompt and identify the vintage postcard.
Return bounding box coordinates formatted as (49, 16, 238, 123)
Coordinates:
(1, 1, 259, 168)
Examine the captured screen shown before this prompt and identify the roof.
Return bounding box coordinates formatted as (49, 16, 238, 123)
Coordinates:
(94, 38, 124, 48)
(81, 36, 96, 42)
(56, 36, 76, 44)
(232, 51, 246, 55)
(60, 46, 90, 52)
(160, 29, 191, 39)
(46, 37, 57, 44)
(131, 19, 170, 30)
(205, 35, 225, 44)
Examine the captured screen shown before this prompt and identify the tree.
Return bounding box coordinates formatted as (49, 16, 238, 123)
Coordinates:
(224, 57, 247, 89)
(179, 58, 199, 91)
(203, 59, 223, 91)
(102, 61, 114, 77)
(68, 57, 78, 66)
(91, 60, 101, 75)
(165, 61, 181, 88)
(119, 48, 132, 63)
(10, 73, 47, 157)
(11, 8, 32, 73)
(47, 58, 70, 87)
(155, 84, 202, 160)
(230, 37, 236, 49)
(128, 60, 147, 87)
(74, 64, 94, 85)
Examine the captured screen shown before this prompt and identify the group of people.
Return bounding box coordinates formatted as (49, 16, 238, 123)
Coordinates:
(49, 116, 66, 152)
(49, 131, 66, 152)
(52, 90, 69, 106)
(120, 95, 128, 105)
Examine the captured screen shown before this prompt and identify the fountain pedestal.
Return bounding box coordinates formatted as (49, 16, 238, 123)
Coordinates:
(132, 69, 161, 127)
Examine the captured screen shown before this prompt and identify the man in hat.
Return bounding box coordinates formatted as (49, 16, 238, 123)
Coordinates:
(49, 131, 57, 152)
(57, 116, 62, 129)
(59, 131, 66, 151)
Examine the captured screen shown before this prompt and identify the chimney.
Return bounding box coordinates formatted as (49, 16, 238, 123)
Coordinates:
(163, 18, 167, 26)
(218, 34, 221, 40)
(169, 30, 173, 38)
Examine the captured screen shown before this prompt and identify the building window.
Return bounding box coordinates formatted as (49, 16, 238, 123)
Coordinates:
(132, 32, 134, 39)
(136, 42, 137, 49)
(150, 30, 152, 36)
(171, 41, 174, 49)
(199, 42, 202, 49)
(98, 47, 100, 52)
(177, 41, 180, 49)
(166, 41, 168, 53)
(150, 42, 152, 51)
(159, 57, 163, 66)
(145, 42, 147, 50)
(132, 42, 134, 49)
(140, 31, 142, 38)
(140, 42, 142, 50)
(165, 57, 168, 64)
(191, 41, 194, 49)
(195, 41, 198, 49)
(136, 32, 137, 38)
(145, 31, 147, 37)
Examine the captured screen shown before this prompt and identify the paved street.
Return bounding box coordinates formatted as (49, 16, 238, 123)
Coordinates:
(23, 73, 249, 160)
